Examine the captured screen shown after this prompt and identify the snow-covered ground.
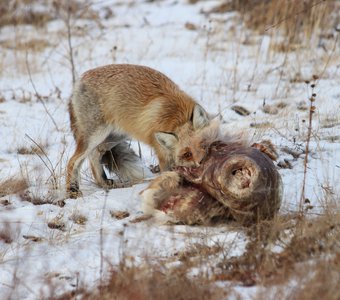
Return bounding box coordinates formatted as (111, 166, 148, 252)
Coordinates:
(0, 0, 339, 298)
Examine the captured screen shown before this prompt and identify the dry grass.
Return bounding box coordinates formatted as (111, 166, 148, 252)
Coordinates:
(216, 211, 340, 286)
(0, 222, 14, 244)
(0, 0, 100, 28)
(0, 177, 28, 197)
(17, 145, 46, 155)
(70, 213, 88, 225)
(0, 38, 51, 52)
(52, 206, 340, 299)
(206, 0, 338, 50)
(284, 254, 340, 300)
(0, 0, 103, 79)
(19, 189, 65, 206)
(0, 0, 53, 28)
(58, 261, 228, 300)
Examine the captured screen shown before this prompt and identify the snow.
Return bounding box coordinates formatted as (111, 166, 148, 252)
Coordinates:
(0, 0, 339, 298)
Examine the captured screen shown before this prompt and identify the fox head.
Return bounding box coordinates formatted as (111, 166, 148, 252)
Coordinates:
(155, 105, 220, 168)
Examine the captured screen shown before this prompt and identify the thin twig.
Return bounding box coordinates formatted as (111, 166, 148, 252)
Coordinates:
(65, 6, 76, 85)
(264, 0, 327, 32)
(200, 20, 212, 102)
(25, 52, 59, 131)
(99, 190, 108, 288)
(25, 134, 58, 188)
(318, 33, 339, 80)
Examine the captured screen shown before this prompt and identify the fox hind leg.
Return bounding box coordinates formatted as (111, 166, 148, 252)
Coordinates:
(66, 139, 90, 199)
(88, 133, 125, 188)
(67, 128, 117, 198)
(89, 148, 114, 189)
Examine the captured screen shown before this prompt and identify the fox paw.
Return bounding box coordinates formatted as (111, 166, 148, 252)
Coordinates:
(159, 171, 181, 191)
(100, 179, 115, 189)
(68, 188, 83, 199)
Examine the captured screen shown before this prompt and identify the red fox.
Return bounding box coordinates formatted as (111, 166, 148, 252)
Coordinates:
(66, 64, 211, 198)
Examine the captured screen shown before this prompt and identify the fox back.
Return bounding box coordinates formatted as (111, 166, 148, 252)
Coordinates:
(72, 65, 197, 143)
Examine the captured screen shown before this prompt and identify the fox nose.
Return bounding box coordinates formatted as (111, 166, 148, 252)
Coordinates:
(197, 153, 207, 166)
(195, 157, 204, 167)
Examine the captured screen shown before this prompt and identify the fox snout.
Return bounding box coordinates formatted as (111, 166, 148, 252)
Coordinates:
(193, 154, 206, 168)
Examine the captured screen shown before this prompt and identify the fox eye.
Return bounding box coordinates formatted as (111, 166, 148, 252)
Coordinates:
(183, 151, 192, 160)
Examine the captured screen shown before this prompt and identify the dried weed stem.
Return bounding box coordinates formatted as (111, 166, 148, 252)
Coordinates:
(65, 4, 76, 85)
(25, 134, 59, 189)
(299, 78, 318, 213)
(25, 53, 59, 131)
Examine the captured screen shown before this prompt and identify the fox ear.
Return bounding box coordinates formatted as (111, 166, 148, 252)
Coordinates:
(155, 132, 178, 150)
(192, 104, 209, 130)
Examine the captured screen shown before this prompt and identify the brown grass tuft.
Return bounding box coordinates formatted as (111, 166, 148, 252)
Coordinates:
(216, 211, 340, 290)
(59, 262, 227, 300)
(207, 0, 338, 49)
(0, 222, 14, 244)
(70, 213, 88, 225)
(0, 0, 53, 28)
(0, 0, 101, 29)
(0, 177, 28, 197)
(19, 189, 65, 207)
(17, 145, 46, 155)
(285, 253, 340, 300)
(0, 38, 51, 52)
